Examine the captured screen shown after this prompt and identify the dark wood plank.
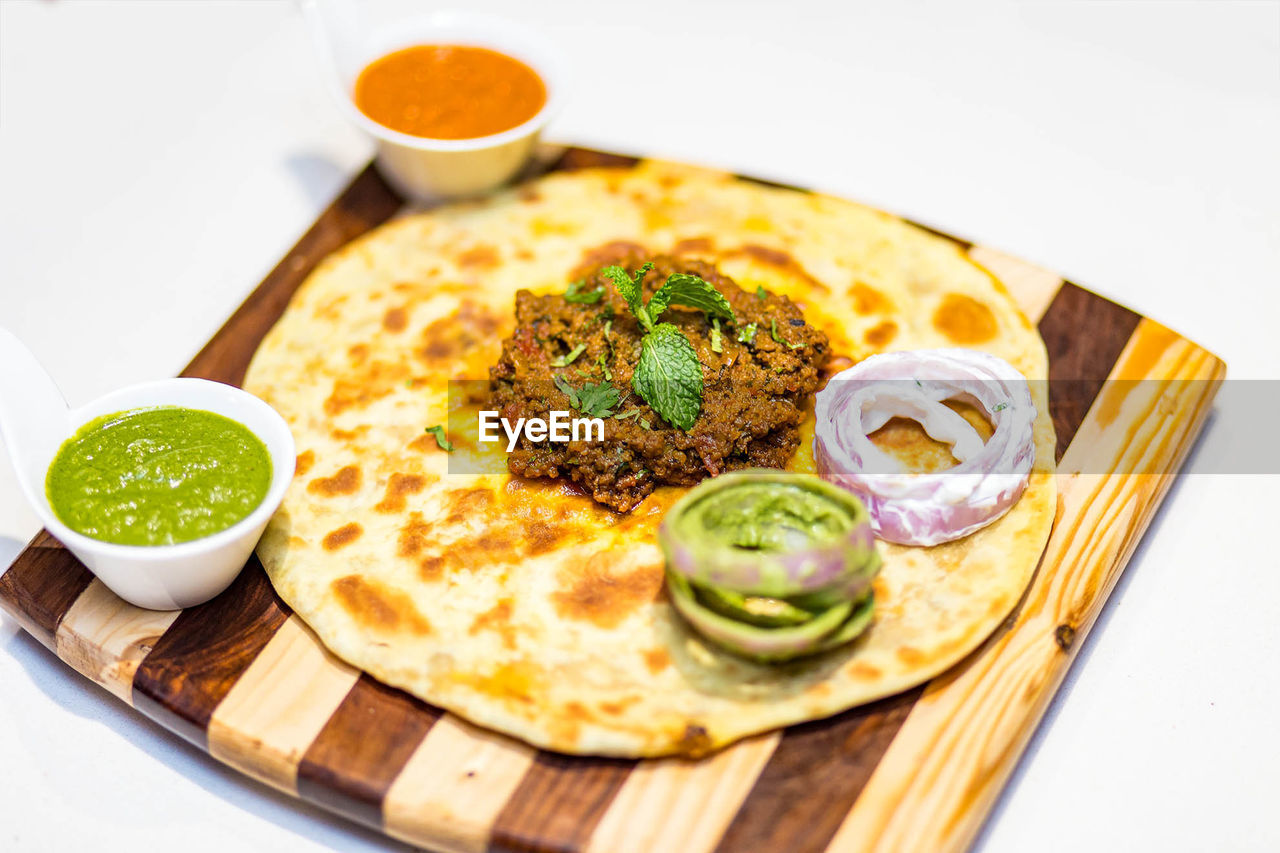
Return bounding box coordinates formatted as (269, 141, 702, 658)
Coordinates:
(549, 148, 641, 172)
(297, 674, 443, 830)
(131, 560, 290, 747)
(180, 163, 401, 387)
(489, 753, 636, 853)
(734, 172, 812, 194)
(715, 687, 924, 853)
(1037, 282, 1142, 460)
(0, 530, 93, 649)
(903, 218, 974, 251)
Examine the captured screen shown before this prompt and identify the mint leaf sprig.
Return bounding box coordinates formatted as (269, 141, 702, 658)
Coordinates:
(600, 264, 735, 430)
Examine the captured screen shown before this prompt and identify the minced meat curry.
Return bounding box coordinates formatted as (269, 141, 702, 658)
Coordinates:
(489, 253, 829, 511)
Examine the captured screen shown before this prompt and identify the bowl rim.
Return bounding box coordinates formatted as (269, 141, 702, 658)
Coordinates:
(316, 9, 569, 152)
(33, 378, 296, 564)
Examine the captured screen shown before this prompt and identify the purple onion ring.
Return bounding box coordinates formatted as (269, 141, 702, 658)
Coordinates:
(814, 348, 1036, 546)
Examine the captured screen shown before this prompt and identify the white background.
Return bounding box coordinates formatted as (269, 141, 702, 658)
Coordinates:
(1, 1, 1277, 850)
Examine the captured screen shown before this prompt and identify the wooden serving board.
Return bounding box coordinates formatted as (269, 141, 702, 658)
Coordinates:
(0, 148, 1224, 853)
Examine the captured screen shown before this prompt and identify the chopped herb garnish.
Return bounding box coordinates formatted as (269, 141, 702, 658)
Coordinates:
(639, 418, 652, 430)
(769, 318, 805, 349)
(553, 374, 623, 418)
(602, 318, 616, 365)
(993, 402, 1008, 412)
(597, 353, 612, 381)
(736, 322, 758, 344)
(424, 425, 454, 452)
(553, 342, 588, 367)
(601, 263, 734, 430)
(614, 407, 642, 420)
(553, 374, 576, 399)
(564, 280, 604, 304)
(710, 317, 723, 353)
(577, 382, 623, 418)
(755, 284, 768, 300)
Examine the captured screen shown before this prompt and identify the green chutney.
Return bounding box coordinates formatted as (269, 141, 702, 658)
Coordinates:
(46, 406, 272, 546)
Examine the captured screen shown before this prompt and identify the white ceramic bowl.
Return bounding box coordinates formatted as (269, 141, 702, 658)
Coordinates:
(301, 2, 567, 201)
(0, 335, 296, 611)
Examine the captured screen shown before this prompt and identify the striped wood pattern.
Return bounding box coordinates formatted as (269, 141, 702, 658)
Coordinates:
(54, 579, 180, 704)
(301, 674, 443, 830)
(825, 318, 1223, 853)
(207, 615, 361, 794)
(0, 150, 1224, 853)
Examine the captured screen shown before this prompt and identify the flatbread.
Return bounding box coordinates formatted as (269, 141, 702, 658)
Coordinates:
(244, 161, 1056, 757)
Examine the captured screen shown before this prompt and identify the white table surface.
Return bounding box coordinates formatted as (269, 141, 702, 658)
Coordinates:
(2, 1, 1277, 850)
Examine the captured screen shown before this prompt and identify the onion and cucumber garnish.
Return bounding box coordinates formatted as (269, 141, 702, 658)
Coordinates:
(658, 471, 881, 663)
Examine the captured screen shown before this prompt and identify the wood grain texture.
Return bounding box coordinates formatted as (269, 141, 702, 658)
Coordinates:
(1037, 283, 1143, 457)
(0, 530, 93, 649)
(490, 753, 636, 853)
(0, 150, 1224, 853)
(132, 561, 290, 747)
(824, 318, 1224, 853)
(207, 615, 361, 793)
(585, 733, 779, 853)
(384, 715, 536, 853)
(550, 148, 642, 172)
(55, 579, 180, 704)
(715, 688, 924, 853)
(298, 673, 442, 831)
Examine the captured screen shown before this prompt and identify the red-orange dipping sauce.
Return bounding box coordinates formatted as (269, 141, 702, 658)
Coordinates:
(354, 44, 547, 140)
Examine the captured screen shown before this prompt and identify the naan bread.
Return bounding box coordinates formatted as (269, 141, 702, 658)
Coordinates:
(244, 161, 1056, 757)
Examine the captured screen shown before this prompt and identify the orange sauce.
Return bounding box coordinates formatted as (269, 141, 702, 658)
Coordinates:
(354, 44, 547, 140)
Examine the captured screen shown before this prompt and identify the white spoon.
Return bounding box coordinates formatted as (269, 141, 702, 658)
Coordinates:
(0, 327, 295, 610)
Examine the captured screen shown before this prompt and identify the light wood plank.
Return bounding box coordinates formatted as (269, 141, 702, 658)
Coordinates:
(968, 245, 1063, 324)
(824, 319, 1224, 853)
(207, 614, 361, 794)
(383, 714, 537, 853)
(54, 579, 180, 704)
(586, 733, 779, 853)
